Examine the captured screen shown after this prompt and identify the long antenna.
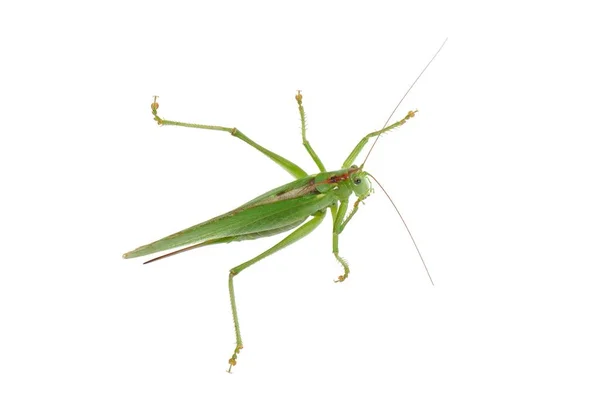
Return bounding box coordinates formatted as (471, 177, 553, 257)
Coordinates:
(361, 38, 448, 168)
(366, 172, 434, 285)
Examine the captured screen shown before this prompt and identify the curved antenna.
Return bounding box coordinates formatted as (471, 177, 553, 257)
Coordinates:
(366, 172, 434, 286)
(361, 38, 448, 169)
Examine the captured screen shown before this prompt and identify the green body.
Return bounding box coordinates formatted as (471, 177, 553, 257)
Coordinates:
(123, 168, 364, 260)
(123, 93, 418, 372)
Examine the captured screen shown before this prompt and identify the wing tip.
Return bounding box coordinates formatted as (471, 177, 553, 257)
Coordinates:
(122, 251, 137, 259)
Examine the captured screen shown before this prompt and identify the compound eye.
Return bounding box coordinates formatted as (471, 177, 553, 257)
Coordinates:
(354, 178, 361, 185)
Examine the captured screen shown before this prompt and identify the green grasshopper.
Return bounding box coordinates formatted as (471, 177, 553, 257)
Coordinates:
(123, 40, 446, 372)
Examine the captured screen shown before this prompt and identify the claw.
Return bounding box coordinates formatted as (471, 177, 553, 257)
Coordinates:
(227, 344, 243, 373)
(227, 358, 236, 373)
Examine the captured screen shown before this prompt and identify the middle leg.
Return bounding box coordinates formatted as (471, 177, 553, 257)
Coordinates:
(295, 91, 326, 172)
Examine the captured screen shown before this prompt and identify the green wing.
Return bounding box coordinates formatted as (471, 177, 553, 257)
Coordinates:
(123, 178, 334, 259)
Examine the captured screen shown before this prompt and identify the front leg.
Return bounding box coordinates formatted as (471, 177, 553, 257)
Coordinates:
(342, 109, 418, 168)
(331, 195, 368, 282)
(331, 200, 350, 282)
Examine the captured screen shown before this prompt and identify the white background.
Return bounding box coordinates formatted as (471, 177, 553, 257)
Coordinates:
(2, 1, 599, 397)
